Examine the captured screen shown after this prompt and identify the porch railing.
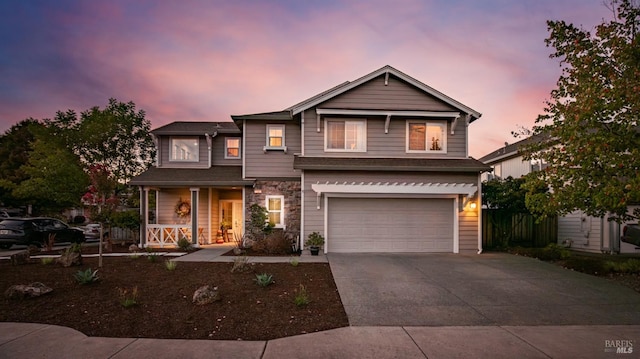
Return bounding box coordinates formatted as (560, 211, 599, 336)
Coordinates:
(146, 224, 203, 247)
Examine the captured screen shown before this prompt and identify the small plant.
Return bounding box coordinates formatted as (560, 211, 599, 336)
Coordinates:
(177, 237, 192, 251)
(289, 257, 299, 267)
(74, 268, 99, 284)
(146, 248, 160, 262)
(67, 242, 83, 254)
(294, 284, 309, 307)
(306, 232, 325, 247)
(40, 257, 54, 265)
(231, 255, 250, 273)
(254, 273, 274, 287)
(165, 260, 178, 271)
(119, 287, 139, 308)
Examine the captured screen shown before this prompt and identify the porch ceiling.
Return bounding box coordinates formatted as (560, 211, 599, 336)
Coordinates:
(129, 166, 253, 187)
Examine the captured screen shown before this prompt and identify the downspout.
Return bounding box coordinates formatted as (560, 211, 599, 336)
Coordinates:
(477, 174, 483, 254)
(205, 132, 216, 168)
(300, 111, 305, 251)
(242, 120, 246, 179)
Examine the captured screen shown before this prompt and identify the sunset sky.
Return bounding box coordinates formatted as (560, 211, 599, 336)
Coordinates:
(0, 0, 609, 158)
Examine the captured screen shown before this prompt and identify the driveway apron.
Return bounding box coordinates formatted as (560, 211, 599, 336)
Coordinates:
(327, 252, 640, 327)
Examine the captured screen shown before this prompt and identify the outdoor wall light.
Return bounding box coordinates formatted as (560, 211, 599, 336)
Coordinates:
(469, 202, 477, 210)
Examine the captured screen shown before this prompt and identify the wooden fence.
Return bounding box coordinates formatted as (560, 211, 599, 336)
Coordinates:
(482, 209, 557, 248)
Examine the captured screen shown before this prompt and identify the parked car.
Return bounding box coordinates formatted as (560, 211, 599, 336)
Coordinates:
(622, 224, 640, 246)
(81, 223, 109, 241)
(0, 217, 85, 249)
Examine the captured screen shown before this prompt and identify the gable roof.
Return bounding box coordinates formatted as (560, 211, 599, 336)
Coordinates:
(152, 121, 239, 136)
(231, 65, 482, 122)
(478, 134, 544, 164)
(287, 65, 482, 121)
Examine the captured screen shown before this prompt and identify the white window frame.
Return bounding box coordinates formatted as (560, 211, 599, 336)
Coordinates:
(324, 119, 367, 152)
(224, 137, 241, 159)
(170, 137, 199, 162)
(265, 195, 285, 228)
(406, 121, 447, 154)
(264, 124, 287, 152)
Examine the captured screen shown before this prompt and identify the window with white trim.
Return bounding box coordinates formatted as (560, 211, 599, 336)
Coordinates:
(170, 137, 199, 162)
(266, 125, 285, 149)
(266, 195, 284, 228)
(406, 121, 447, 153)
(225, 137, 241, 159)
(325, 119, 366, 152)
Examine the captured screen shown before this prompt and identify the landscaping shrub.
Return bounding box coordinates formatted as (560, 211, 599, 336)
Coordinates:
(254, 273, 274, 287)
(294, 284, 309, 307)
(74, 268, 99, 284)
(119, 287, 139, 308)
(177, 237, 192, 251)
(165, 260, 178, 271)
(251, 231, 292, 255)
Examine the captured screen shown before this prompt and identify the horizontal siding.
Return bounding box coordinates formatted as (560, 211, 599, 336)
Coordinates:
(320, 75, 458, 111)
(212, 135, 242, 166)
(459, 209, 479, 253)
(501, 156, 531, 178)
(302, 112, 468, 158)
(558, 211, 602, 253)
(244, 121, 301, 178)
(158, 136, 209, 168)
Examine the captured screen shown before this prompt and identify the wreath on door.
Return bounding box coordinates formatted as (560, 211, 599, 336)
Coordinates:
(175, 198, 191, 218)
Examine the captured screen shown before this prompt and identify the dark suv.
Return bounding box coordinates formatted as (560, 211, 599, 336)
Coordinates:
(0, 217, 85, 249)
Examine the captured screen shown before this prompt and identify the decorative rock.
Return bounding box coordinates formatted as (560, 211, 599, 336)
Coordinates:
(4, 282, 53, 299)
(57, 251, 82, 267)
(192, 285, 220, 305)
(129, 244, 140, 253)
(10, 250, 30, 265)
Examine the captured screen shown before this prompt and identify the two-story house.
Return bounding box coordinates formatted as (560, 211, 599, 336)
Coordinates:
(130, 65, 490, 254)
(479, 136, 638, 254)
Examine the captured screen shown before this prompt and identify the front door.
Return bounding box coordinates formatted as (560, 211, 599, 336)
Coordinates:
(220, 200, 243, 239)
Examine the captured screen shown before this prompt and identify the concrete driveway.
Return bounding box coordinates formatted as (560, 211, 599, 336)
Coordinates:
(328, 252, 640, 326)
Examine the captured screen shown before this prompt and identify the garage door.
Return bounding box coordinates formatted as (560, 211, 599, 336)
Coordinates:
(327, 198, 454, 253)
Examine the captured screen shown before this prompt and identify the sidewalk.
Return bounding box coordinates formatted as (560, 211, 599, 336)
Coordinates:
(1, 322, 638, 358)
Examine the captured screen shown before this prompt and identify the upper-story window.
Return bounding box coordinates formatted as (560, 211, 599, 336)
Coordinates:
(406, 121, 447, 153)
(266, 125, 285, 149)
(325, 119, 366, 152)
(225, 137, 241, 159)
(171, 137, 199, 162)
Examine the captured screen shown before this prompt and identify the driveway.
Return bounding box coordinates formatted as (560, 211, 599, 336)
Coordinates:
(328, 252, 640, 326)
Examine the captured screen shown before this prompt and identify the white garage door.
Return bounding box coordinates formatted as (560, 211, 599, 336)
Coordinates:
(327, 198, 454, 253)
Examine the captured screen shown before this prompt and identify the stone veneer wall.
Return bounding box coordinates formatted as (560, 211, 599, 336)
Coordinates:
(245, 180, 302, 237)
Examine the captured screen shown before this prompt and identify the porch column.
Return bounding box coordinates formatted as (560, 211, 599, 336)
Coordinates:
(190, 187, 199, 246)
(139, 187, 148, 247)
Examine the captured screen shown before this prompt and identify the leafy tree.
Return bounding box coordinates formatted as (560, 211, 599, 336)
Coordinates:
(482, 176, 529, 212)
(0, 119, 45, 207)
(523, 0, 640, 222)
(13, 129, 89, 215)
(483, 176, 548, 247)
(47, 98, 156, 184)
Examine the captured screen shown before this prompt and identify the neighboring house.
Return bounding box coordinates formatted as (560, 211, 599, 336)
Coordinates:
(130, 65, 490, 253)
(479, 136, 638, 254)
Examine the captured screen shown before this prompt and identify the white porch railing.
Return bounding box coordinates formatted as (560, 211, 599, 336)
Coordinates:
(146, 224, 204, 247)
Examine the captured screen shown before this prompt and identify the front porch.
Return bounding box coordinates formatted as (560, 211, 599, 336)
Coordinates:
(139, 186, 246, 248)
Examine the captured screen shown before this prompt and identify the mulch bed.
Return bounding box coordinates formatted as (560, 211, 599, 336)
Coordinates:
(0, 256, 348, 340)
